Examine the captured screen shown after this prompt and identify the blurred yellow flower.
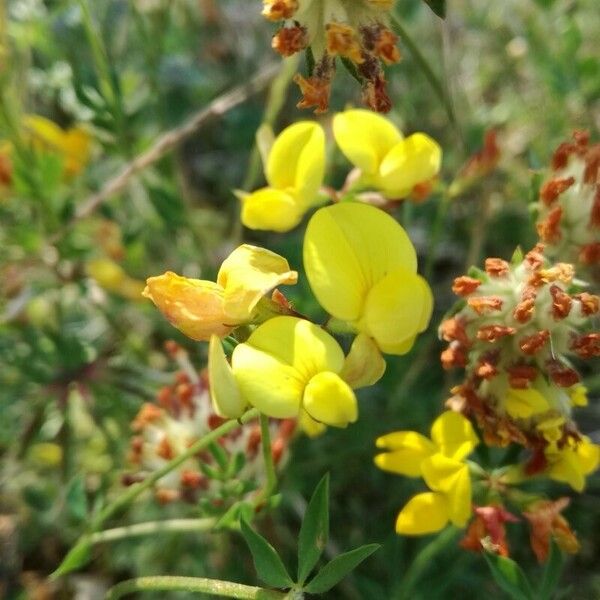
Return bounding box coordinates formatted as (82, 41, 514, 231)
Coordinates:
(304, 202, 433, 355)
(544, 437, 600, 492)
(504, 387, 550, 419)
(24, 115, 91, 176)
(375, 411, 479, 535)
(239, 121, 325, 232)
(86, 258, 146, 301)
(211, 316, 358, 427)
(333, 109, 441, 198)
(143, 245, 297, 340)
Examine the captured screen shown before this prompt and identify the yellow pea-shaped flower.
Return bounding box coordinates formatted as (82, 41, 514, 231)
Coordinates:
(143, 244, 297, 340)
(240, 121, 326, 232)
(230, 316, 357, 427)
(304, 202, 433, 355)
(333, 109, 441, 198)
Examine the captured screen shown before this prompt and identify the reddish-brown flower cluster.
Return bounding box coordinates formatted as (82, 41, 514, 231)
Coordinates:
(440, 245, 599, 450)
(263, 0, 400, 113)
(125, 341, 296, 505)
(536, 131, 600, 276)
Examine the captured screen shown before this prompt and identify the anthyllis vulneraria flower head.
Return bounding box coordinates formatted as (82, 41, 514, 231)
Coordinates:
(143, 244, 297, 340)
(375, 411, 479, 535)
(304, 202, 433, 356)
(333, 109, 442, 199)
(209, 316, 359, 430)
(440, 244, 600, 488)
(535, 131, 600, 273)
(237, 121, 326, 232)
(126, 342, 296, 505)
(263, 0, 400, 112)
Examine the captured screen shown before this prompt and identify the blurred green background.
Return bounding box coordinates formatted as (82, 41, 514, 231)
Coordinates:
(0, 0, 599, 598)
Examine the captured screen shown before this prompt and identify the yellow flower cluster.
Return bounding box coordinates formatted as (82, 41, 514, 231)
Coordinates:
(0, 114, 91, 194)
(145, 200, 432, 432)
(239, 109, 441, 232)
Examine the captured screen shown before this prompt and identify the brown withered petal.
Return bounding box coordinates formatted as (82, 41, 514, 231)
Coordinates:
(547, 360, 580, 387)
(518, 330, 550, 355)
(272, 26, 308, 56)
(294, 74, 331, 114)
(477, 325, 516, 342)
(485, 258, 510, 277)
(539, 177, 575, 206)
(573, 292, 600, 316)
(549, 285, 572, 319)
(467, 295, 504, 315)
(507, 364, 539, 388)
(571, 333, 600, 358)
(452, 276, 482, 296)
(536, 206, 563, 243)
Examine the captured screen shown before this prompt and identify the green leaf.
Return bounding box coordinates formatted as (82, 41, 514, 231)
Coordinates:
(538, 541, 564, 599)
(66, 475, 88, 522)
(484, 552, 535, 600)
(298, 473, 329, 584)
(423, 0, 446, 18)
(303, 544, 379, 594)
(50, 538, 92, 579)
(240, 519, 293, 589)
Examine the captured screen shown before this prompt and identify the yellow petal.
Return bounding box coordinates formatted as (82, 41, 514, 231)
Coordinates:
(303, 371, 357, 428)
(231, 341, 304, 419)
(577, 437, 600, 475)
(208, 335, 247, 419)
(395, 492, 449, 535)
(87, 258, 126, 290)
(504, 388, 550, 419)
(340, 333, 386, 389)
(299, 409, 328, 438)
(430, 411, 479, 460)
(378, 133, 442, 198)
(217, 244, 297, 322)
(374, 431, 436, 477)
(304, 202, 417, 322)
(421, 454, 471, 526)
(266, 121, 325, 200)
(362, 268, 433, 355)
(333, 109, 403, 175)
(241, 316, 345, 380)
(143, 272, 233, 340)
(239, 187, 305, 232)
(24, 115, 65, 150)
(62, 126, 91, 175)
(569, 384, 588, 407)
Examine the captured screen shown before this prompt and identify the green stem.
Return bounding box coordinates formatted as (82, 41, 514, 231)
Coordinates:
(105, 576, 291, 600)
(390, 13, 459, 137)
(90, 518, 217, 545)
(423, 191, 450, 281)
(258, 413, 278, 502)
(393, 526, 460, 600)
(51, 408, 259, 579)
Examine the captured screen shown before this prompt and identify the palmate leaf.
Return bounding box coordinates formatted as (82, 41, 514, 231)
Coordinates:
(423, 0, 446, 18)
(297, 473, 329, 584)
(240, 519, 293, 589)
(303, 544, 380, 594)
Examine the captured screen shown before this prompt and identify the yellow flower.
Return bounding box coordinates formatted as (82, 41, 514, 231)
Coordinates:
(375, 411, 479, 535)
(504, 387, 550, 419)
(86, 258, 146, 301)
(333, 109, 441, 198)
(544, 437, 600, 492)
(569, 384, 588, 407)
(210, 316, 357, 427)
(239, 121, 325, 232)
(375, 411, 479, 477)
(304, 202, 433, 355)
(24, 115, 91, 176)
(143, 244, 297, 340)
(395, 455, 472, 535)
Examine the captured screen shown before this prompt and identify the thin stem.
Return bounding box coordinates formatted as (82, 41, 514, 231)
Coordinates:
(393, 526, 460, 600)
(52, 408, 259, 578)
(423, 191, 450, 281)
(105, 576, 291, 600)
(390, 13, 459, 138)
(90, 518, 217, 545)
(259, 413, 278, 502)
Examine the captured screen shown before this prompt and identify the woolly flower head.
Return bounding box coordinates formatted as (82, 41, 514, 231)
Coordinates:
(263, 0, 400, 113)
(535, 131, 600, 276)
(440, 245, 599, 453)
